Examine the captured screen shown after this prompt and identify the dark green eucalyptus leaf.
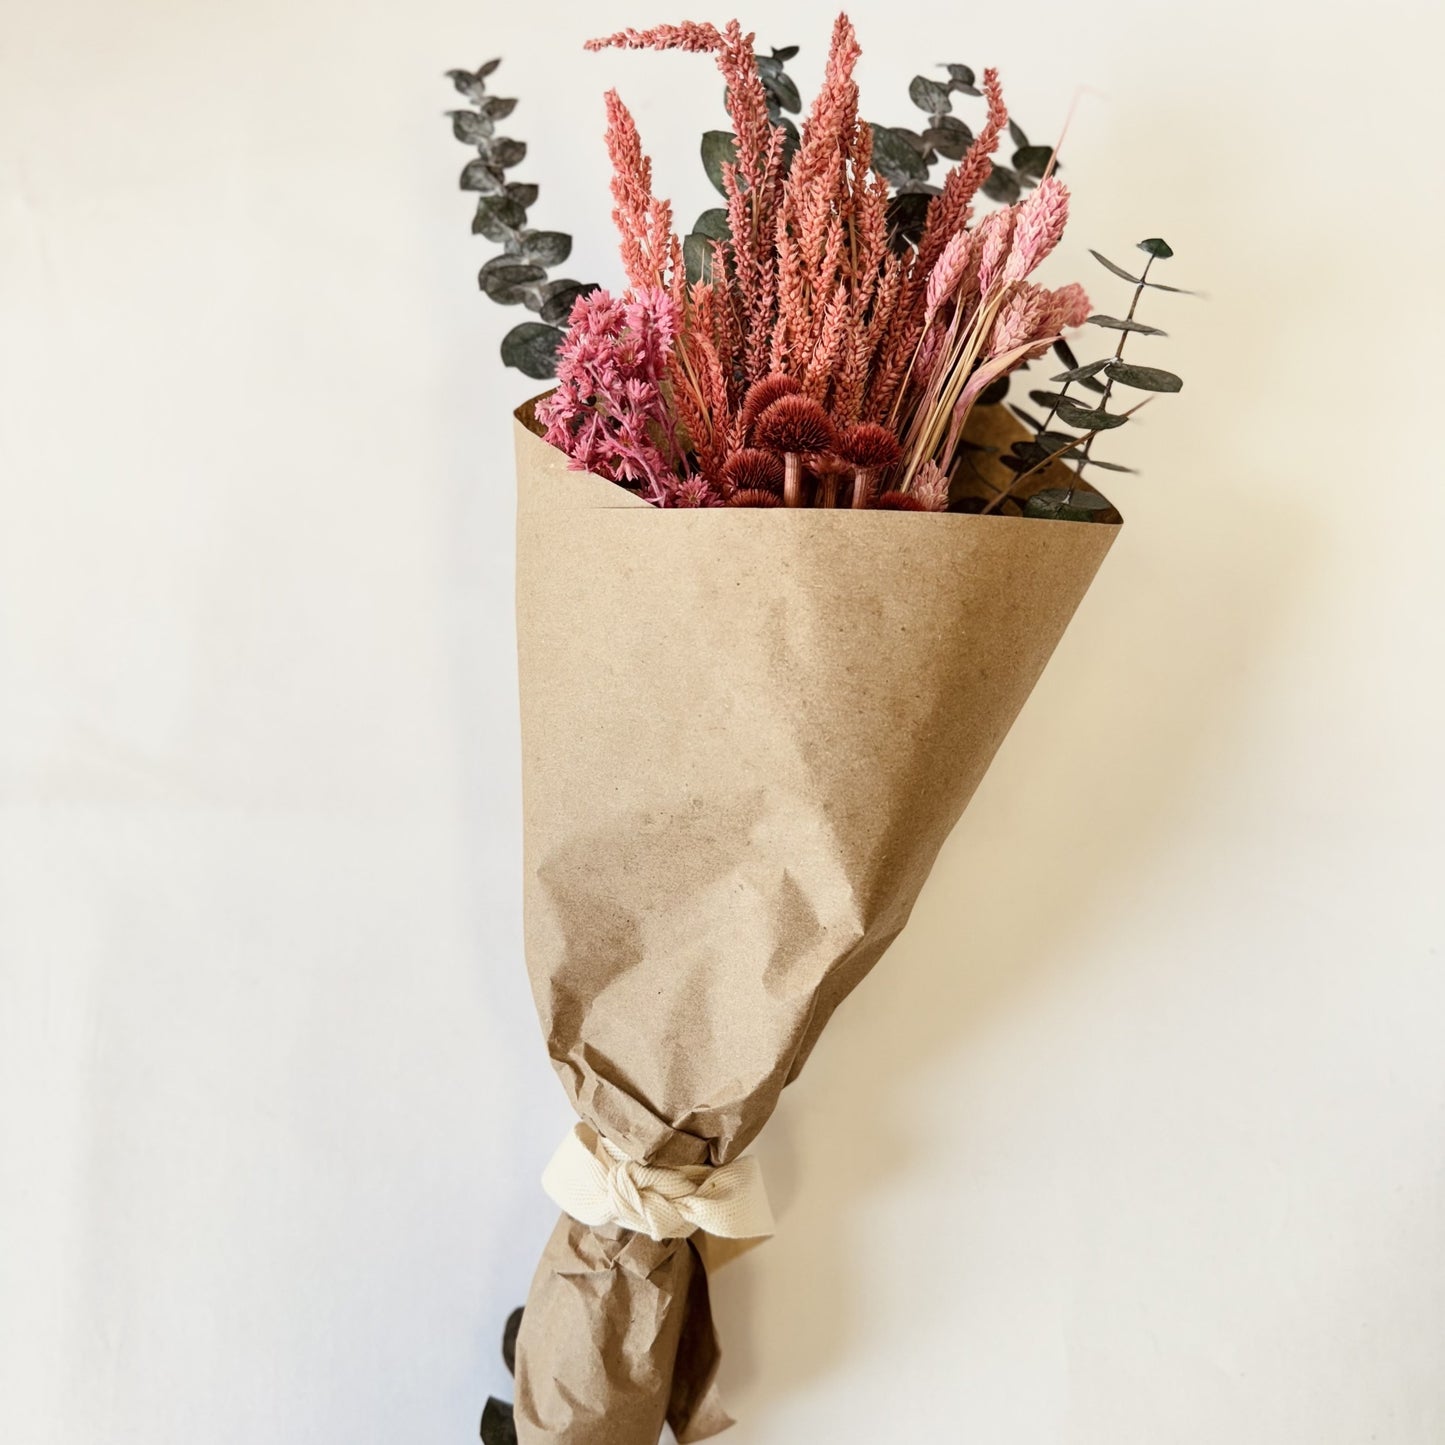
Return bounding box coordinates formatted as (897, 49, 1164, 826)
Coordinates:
(502, 1308, 523, 1376)
(461, 158, 505, 194)
(894, 180, 942, 196)
(1089, 250, 1141, 284)
(500, 322, 565, 379)
(480, 261, 546, 303)
(870, 126, 930, 184)
(1079, 375, 1109, 394)
(909, 75, 952, 115)
(519, 229, 571, 267)
(683, 233, 716, 285)
(480, 1397, 518, 1445)
(1054, 398, 1130, 430)
(446, 68, 487, 103)
(982, 164, 1021, 204)
(701, 130, 738, 196)
(977, 374, 1011, 406)
(537, 279, 598, 325)
(1009, 404, 1046, 432)
(1039, 430, 1086, 453)
(1024, 486, 1114, 522)
(1146, 281, 1198, 294)
(1051, 358, 1110, 383)
(771, 44, 799, 62)
(1013, 144, 1054, 179)
(1029, 389, 1073, 409)
(1137, 236, 1174, 258)
(693, 207, 731, 241)
(998, 455, 1029, 472)
(923, 116, 974, 160)
(472, 194, 525, 240)
(1053, 337, 1080, 370)
(1008, 118, 1030, 149)
(477, 95, 517, 121)
(780, 117, 801, 160)
(449, 110, 493, 145)
(885, 190, 933, 249)
(1079, 456, 1138, 473)
(895, 127, 934, 156)
(1088, 314, 1168, 336)
(765, 71, 802, 113)
(1105, 361, 1183, 392)
(754, 54, 782, 79)
(504, 181, 539, 209)
(478, 58, 500, 78)
(945, 62, 976, 87)
(486, 136, 526, 170)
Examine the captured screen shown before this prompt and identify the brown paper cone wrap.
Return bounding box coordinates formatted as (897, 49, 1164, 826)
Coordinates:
(510, 399, 1119, 1443)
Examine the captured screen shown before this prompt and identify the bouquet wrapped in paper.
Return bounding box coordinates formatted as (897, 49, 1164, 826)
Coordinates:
(443, 15, 1187, 1442)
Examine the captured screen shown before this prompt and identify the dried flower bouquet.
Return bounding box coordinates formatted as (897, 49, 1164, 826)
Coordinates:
(443, 16, 1188, 1445)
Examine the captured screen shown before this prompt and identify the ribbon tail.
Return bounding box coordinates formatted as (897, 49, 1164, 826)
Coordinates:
(667, 1239, 734, 1444)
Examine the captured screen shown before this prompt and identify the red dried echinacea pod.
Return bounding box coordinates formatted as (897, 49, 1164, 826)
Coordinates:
(727, 488, 783, 507)
(873, 491, 926, 511)
(837, 423, 904, 509)
(754, 396, 839, 507)
(721, 448, 786, 496)
(739, 373, 803, 441)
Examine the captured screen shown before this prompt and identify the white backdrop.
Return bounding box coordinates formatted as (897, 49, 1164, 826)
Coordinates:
(3, 0, 1443, 1441)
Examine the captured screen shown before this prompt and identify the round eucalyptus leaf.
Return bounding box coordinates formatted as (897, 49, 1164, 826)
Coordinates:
(480, 261, 546, 304)
(480, 1397, 518, 1445)
(486, 136, 526, 170)
(1087, 314, 1168, 337)
(519, 229, 572, 267)
(1013, 144, 1054, 179)
(923, 116, 973, 159)
(683, 232, 716, 285)
(500, 322, 565, 380)
(771, 44, 799, 61)
(982, 164, 1021, 205)
(700, 130, 738, 196)
(461, 158, 505, 194)
(478, 58, 500, 78)
(472, 194, 526, 240)
(477, 95, 517, 121)
(505, 181, 539, 209)
(764, 71, 802, 113)
(502, 1308, 523, 1375)
(870, 125, 929, 184)
(945, 62, 976, 87)
(538, 280, 598, 325)
(693, 207, 731, 241)
(1024, 487, 1114, 522)
(1054, 398, 1130, 430)
(894, 126, 933, 156)
(449, 110, 493, 145)
(1104, 361, 1183, 392)
(1008, 118, 1030, 149)
(909, 75, 952, 115)
(1137, 236, 1174, 258)
(446, 68, 487, 103)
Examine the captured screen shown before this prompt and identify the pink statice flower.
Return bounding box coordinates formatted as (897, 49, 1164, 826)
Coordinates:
(536, 286, 692, 505)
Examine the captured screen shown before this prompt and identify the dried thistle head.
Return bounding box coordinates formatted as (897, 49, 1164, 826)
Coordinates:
(740, 373, 803, 440)
(721, 448, 786, 495)
(837, 422, 902, 471)
(727, 487, 783, 507)
(874, 490, 926, 511)
(754, 394, 838, 456)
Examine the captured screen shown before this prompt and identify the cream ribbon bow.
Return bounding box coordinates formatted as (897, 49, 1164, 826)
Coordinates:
(541, 1125, 774, 1244)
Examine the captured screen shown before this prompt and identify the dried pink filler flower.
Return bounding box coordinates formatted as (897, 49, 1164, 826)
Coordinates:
(536, 287, 692, 505)
(911, 460, 950, 512)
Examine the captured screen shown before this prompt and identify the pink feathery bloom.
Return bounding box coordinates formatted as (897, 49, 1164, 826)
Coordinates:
(911, 459, 951, 512)
(1003, 176, 1070, 282)
(925, 230, 973, 324)
(536, 287, 690, 506)
(671, 476, 722, 507)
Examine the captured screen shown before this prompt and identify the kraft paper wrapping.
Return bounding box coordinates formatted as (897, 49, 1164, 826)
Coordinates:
(510, 397, 1119, 1444)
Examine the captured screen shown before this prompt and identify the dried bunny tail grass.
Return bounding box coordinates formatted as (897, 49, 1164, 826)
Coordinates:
(911, 459, 951, 511)
(754, 394, 839, 455)
(603, 90, 681, 293)
(1003, 176, 1070, 282)
(873, 490, 926, 511)
(974, 206, 1017, 299)
(988, 283, 1050, 356)
(837, 422, 902, 470)
(726, 488, 783, 507)
(1044, 281, 1091, 332)
(925, 229, 973, 324)
(722, 447, 786, 495)
(740, 374, 802, 440)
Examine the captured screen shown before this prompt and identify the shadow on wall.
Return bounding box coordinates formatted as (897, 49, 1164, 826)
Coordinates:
(705, 93, 1332, 1418)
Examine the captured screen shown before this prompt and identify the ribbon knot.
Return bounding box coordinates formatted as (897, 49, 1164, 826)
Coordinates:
(542, 1126, 774, 1243)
